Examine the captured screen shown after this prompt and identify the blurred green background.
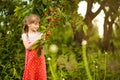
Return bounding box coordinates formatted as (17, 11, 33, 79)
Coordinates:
(0, 0, 120, 80)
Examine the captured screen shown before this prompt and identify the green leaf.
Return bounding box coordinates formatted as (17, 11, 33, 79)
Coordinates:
(29, 44, 39, 50)
(29, 40, 40, 50)
(29, 39, 44, 50)
(13, 68, 17, 77)
(41, 25, 47, 30)
(14, 6, 21, 13)
(42, 0, 47, 5)
(4, 75, 9, 80)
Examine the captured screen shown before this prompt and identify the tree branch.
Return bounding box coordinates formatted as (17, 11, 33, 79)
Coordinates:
(92, 0, 108, 19)
(85, 0, 94, 17)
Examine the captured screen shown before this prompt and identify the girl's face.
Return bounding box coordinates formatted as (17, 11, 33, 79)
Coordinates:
(28, 22, 39, 32)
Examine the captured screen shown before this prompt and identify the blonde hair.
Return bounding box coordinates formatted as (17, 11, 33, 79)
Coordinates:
(22, 14, 40, 33)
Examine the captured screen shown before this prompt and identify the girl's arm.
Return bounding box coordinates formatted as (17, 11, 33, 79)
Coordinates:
(22, 33, 41, 50)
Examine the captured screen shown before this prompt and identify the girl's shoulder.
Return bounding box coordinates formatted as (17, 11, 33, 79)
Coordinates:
(21, 33, 27, 39)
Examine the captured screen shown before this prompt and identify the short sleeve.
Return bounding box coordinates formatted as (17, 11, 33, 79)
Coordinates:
(21, 33, 27, 39)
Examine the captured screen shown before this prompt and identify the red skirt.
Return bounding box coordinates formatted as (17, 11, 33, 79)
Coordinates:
(22, 49, 47, 80)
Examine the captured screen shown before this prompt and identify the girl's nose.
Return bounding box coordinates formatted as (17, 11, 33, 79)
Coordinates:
(36, 25, 39, 29)
(37, 25, 39, 28)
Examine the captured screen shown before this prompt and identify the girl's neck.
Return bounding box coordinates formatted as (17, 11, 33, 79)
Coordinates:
(28, 30, 37, 34)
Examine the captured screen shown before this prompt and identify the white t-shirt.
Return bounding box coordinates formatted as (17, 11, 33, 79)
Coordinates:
(22, 32, 43, 42)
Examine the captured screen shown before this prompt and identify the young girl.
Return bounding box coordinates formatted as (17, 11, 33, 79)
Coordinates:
(22, 14, 47, 80)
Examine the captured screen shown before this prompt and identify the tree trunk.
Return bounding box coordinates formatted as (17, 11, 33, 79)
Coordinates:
(102, 1, 119, 52)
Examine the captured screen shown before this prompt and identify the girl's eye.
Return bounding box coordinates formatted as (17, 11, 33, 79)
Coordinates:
(34, 23, 39, 25)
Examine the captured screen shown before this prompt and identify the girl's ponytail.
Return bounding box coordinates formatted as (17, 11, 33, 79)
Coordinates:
(22, 24, 28, 33)
(22, 16, 28, 33)
(22, 16, 29, 38)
